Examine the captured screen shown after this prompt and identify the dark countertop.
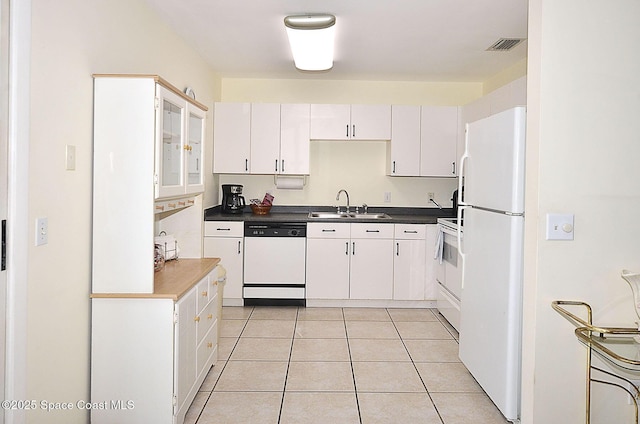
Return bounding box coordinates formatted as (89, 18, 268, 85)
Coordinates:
(204, 205, 455, 225)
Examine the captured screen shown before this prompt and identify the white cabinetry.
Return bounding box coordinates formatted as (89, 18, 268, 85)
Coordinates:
(310, 104, 391, 140)
(306, 223, 351, 299)
(156, 86, 207, 198)
(350, 223, 394, 299)
(91, 263, 219, 424)
(306, 223, 393, 301)
(213, 102, 251, 174)
(420, 106, 458, 177)
(214, 103, 310, 175)
(203, 221, 244, 306)
(388, 105, 421, 176)
(393, 224, 427, 300)
(388, 105, 458, 177)
(92, 75, 207, 294)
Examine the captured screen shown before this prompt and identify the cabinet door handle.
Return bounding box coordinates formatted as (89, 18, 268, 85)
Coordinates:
(452, 162, 456, 174)
(393, 161, 396, 173)
(237, 240, 242, 254)
(346, 124, 349, 138)
(207, 314, 213, 320)
(194, 316, 200, 322)
(352, 242, 356, 255)
(345, 242, 349, 255)
(202, 291, 208, 297)
(281, 160, 285, 173)
(207, 342, 213, 348)
(352, 124, 356, 138)
(396, 242, 400, 256)
(275, 159, 278, 172)
(245, 159, 248, 172)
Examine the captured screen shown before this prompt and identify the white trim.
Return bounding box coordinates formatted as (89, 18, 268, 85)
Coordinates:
(5, 0, 30, 422)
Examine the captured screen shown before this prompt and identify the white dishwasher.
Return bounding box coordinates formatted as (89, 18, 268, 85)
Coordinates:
(243, 222, 307, 306)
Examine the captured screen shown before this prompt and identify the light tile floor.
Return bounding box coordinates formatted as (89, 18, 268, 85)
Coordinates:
(185, 306, 510, 424)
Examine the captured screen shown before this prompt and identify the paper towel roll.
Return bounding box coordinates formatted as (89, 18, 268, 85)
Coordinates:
(275, 176, 305, 190)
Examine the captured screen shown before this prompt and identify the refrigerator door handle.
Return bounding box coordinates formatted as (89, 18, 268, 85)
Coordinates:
(457, 204, 469, 289)
(457, 123, 470, 206)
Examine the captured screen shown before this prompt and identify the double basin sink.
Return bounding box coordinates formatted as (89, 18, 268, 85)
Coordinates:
(308, 211, 391, 220)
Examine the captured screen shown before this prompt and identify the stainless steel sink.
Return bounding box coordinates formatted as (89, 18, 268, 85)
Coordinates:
(308, 212, 354, 219)
(308, 212, 391, 219)
(352, 213, 391, 219)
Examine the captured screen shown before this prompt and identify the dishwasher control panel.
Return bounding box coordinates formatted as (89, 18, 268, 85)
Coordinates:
(244, 222, 307, 237)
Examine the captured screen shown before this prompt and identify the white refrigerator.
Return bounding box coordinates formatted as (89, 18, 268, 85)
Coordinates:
(457, 106, 526, 422)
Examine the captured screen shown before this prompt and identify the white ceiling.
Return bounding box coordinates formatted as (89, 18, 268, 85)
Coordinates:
(144, 0, 528, 82)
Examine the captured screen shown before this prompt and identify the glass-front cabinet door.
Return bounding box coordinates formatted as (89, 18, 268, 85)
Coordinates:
(186, 104, 205, 194)
(156, 86, 186, 199)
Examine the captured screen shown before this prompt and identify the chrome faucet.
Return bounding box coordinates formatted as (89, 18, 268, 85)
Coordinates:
(336, 189, 350, 213)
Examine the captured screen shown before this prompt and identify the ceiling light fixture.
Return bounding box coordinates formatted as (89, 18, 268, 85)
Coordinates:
(284, 14, 336, 71)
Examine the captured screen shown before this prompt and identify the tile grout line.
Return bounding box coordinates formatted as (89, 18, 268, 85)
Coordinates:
(388, 308, 447, 424)
(276, 307, 299, 424)
(194, 306, 254, 424)
(344, 307, 364, 424)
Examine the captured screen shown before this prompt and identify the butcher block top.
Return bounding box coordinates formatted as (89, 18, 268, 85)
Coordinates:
(91, 258, 221, 301)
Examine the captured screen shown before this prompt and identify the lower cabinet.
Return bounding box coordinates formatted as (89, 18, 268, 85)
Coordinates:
(91, 267, 219, 424)
(307, 222, 438, 302)
(306, 223, 394, 300)
(204, 221, 244, 306)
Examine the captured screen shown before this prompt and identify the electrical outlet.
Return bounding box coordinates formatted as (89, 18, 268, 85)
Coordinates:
(35, 217, 48, 246)
(428, 192, 434, 201)
(384, 192, 391, 203)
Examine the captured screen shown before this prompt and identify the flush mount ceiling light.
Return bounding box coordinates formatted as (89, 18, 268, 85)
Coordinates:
(284, 14, 336, 71)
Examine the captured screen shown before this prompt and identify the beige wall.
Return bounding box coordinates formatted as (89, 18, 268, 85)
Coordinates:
(522, 1, 640, 423)
(28, 0, 219, 422)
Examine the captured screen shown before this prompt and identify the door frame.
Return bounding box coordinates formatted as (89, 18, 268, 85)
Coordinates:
(3, 0, 30, 422)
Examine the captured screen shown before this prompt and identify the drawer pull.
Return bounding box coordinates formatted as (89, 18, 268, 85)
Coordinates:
(202, 291, 208, 297)
(207, 314, 213, 320)
(207, 342, 213, 348)
(366, 230, 380, 233)
(404, 230, 418, 234)
(194, 316, 200, 322)
(216, 228, 231, 231)
(322, 229, 336, 232)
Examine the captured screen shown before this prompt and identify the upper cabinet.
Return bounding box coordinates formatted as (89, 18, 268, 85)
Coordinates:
(387, 105, 458, 177)
(156, 86, 206, 198)
(388, 105, 421, 176)
(213, 102, 251, 174)
(213, 103, 311, 175)
(420, 106, 458, 177)
(310, 104, 391, 140)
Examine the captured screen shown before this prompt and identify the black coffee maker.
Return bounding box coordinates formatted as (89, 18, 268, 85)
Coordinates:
(221, 184, 246, 214)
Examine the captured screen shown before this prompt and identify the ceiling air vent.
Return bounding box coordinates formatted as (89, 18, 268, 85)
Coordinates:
(486, 38, 525, 51)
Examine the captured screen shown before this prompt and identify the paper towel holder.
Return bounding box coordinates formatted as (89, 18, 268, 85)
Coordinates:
(273, 175, 307, 190)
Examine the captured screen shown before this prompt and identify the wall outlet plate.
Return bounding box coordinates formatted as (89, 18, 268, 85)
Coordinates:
(384, 192, 391, 203)
(35, 217, 48, 246)
(545, 213, 574, 240)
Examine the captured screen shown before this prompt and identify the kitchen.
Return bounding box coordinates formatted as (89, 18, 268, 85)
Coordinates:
(4, 1, 640, 424)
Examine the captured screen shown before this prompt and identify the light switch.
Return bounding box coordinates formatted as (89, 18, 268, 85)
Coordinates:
(65, 144, 76, 170)
(35, 217, 48, 246)
(546, 213, 574, 240)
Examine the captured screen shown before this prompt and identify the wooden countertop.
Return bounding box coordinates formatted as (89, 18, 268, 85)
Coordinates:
(91, 258, 221, 301)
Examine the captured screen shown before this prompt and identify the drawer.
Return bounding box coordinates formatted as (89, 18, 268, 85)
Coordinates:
(197, 299, 216, 345)
(196, 276, 210, 313)
(394, 224, 426, 239)
(204, 221, 244, 237)
(307, 222, 351, 239)
(350, 223, 394, 239)
(196, 323, 217, 377)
